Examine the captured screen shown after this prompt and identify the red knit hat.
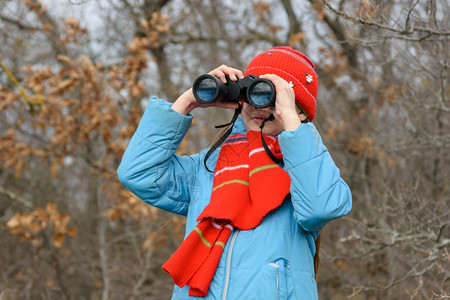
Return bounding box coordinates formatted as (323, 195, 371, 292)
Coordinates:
(244, 46, 318, 121)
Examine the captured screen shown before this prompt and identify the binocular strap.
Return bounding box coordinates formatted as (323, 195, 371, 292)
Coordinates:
(203, 105, 242, 172)
(259, 114, 309, 165)
(260, 114, 283, 165)
(204, 109, 287, 172)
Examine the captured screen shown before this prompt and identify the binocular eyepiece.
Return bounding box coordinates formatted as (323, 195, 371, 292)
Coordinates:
(192, 74, 275, 108)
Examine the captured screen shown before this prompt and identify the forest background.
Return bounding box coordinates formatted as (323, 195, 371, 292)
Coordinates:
(0, 0, 448, 299)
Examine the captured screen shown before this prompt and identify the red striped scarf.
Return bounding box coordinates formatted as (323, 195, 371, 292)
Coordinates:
(162, 130, 291, 296)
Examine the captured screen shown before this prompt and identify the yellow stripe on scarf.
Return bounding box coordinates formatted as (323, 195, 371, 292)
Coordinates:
(194, 227, 211, 247)
(212, 179, 249, 192)
(249, 164, 279, 177)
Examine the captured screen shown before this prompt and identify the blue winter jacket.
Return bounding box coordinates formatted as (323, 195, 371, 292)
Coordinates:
(117, 98, 352, 300)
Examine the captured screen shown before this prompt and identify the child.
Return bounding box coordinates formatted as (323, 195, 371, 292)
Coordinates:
(117, 46, 352, 299)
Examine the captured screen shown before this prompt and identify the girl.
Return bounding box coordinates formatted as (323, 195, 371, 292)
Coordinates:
(117, 46, 352, 299)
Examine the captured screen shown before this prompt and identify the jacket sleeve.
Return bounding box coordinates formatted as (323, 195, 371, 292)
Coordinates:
(117, 97, 200, 216)
(278, 123, 352, 232)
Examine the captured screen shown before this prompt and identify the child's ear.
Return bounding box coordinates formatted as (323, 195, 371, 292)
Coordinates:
(299, 113, 308, 122)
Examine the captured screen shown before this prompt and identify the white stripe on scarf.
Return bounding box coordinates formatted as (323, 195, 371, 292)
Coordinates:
(215, 164, 249, 176)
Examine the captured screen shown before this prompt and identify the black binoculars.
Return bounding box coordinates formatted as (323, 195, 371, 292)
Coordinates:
(192, 74, 276, 108)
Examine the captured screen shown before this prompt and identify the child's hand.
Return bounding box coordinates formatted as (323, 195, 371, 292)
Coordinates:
(171, 65, 243, 115)
(208, 64, 244, 84)
(260, 74, 306, 131)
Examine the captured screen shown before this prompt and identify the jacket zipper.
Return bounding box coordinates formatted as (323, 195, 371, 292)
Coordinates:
(269, 261, 281, 300)
(222, 229, 239, 300)
(276, 264, 280, 300)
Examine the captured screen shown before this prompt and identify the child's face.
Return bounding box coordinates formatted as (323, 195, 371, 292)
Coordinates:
(242, 103, 284, 135)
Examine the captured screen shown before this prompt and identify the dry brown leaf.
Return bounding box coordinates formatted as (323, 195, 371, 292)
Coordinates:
(53, 232, 65, 248)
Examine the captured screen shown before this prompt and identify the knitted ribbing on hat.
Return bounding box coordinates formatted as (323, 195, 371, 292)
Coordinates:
(244, 46, 318, 121)
(162, 131, 291, 297)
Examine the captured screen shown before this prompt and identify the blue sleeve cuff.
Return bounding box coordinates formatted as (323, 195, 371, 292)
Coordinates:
(135, 97, 193, 153)
(278, 123, 327, 169)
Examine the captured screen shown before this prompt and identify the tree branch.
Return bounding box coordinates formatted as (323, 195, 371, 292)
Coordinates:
(308, 0, 359, 67)
(0, 15, 40, 31)
(0, 185, 34, 209)
(323, 0, 450, 38)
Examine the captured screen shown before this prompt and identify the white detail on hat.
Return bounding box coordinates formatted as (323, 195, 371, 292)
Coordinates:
(288, 81, 294, 88)
(306, 73, 313, 84)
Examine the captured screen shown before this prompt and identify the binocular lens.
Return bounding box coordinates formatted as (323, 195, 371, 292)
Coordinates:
(193, 74, 275, 107)
(196, 77, 218, 102)
(249, 81, 274, 107)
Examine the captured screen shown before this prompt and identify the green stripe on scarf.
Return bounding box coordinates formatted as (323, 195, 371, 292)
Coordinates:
(249, 164, 279, 177)
(214, 241, 226, 248)
(194, 227, 211, 247)
(213, 179, 249, 192)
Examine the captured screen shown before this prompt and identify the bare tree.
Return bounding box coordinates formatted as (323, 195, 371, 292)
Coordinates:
(1, 0, 448, 299)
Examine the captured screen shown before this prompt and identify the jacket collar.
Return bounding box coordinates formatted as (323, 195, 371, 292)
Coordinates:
(231, 117, 247, 135)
